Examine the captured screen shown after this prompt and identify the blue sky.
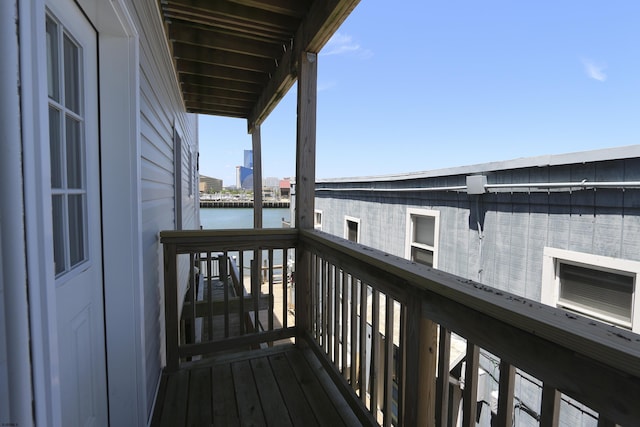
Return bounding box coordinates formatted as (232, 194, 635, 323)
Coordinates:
(198, 0, 640, 186)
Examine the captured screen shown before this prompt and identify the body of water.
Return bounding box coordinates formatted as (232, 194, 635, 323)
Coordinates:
(200, 207, 291, 229)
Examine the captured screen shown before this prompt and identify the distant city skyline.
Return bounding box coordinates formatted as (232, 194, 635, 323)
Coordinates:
(198, 0, 640, 187)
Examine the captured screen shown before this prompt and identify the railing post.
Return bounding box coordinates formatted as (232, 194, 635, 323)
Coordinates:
(403, 296, 420, 426)
(418, 318, 438, 426)
(163, 241, 179, 372)
(295, 246, 310, 334)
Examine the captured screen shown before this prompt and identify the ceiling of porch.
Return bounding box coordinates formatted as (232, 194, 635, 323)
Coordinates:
(159, 0, 360, 130)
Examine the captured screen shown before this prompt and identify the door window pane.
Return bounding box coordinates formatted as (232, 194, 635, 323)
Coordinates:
(49, 106, 62, 188)
(63, 34, 80, 113)
(68, 195, 85, 267)
(66, 116, 82, 188)
(52, 195, 65, 275)
(46, 17, 59, 101)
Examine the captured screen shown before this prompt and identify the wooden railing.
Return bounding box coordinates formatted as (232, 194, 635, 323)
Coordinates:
(161, 229, 297, 371)
(161, 228, 640, 426)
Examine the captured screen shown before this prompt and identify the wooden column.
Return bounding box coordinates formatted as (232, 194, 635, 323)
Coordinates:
(295, 51, 317, 334)
(251, 125, 263, 229)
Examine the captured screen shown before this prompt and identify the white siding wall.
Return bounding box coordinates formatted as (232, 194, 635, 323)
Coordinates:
(125, 0, 198, 416)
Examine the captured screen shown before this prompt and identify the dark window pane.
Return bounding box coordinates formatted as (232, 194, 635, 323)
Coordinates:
(66, 116, 82, 188)
(347, 220, 358, 242)
(52, 194, 65, 274)
(46, 17, 59, 101)
(68, 194, 85, 267)
(559, 263, 633, 323)
(49, 107, 62, 188)
(411, 247, 433, 268)
(63, 34, 80, 113)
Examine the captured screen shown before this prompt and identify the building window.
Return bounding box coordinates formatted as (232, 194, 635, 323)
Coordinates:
(314, 210, 323, 230)
(542, 247, 640, 332)
(405, 208, 439, 268)
(344, 216, 360, 243)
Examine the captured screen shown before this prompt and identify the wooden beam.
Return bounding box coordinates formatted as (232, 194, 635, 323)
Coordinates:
(252, 125, 263, 229)
(294, 52, 317, 230)
(173, 42, 274, 73)
(176, 59, 269, 85)
(168, 21, 283, 58)
(247, 0, 361, 131)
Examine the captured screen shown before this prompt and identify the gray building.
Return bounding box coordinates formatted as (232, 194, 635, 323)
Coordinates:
(304, 145, 640, 425)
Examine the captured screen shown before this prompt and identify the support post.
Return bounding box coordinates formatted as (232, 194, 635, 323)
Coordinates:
(294, 51, 317, 334)
(251, 125, 263, 229)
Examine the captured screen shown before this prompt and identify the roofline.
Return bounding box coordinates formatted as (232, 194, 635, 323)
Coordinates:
(316, 145, 640, 184)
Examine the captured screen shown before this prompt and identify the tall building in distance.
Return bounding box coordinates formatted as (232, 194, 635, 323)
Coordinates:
(236, 149, 253, 189)
(244, 150, 253, 169)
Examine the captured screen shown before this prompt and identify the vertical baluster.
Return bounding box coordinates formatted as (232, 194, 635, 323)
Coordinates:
(221, 252, 229, 338)
(383, 296, 394, 427)
(312, 253, 319, 341)
(327, 263, 334, 358)
(322, 259, 328, 352)
(496, 360, 515, 427)
(163, 242, 179, 371)
(462, 343, 479, 427)
(540, 384, 560, 427)
(370, 289, 380, 418)
(189, 253, 196, 346)
(341, 270, 348, 379)
(397, 301, 406, 425)
(359, 282, 368, 403)
(350, 276, 358, 392)
(283, 248, 288, 329)
(239, 251, 245, 335)
(252, 252, 259, 333)
(206, 252, 213, 341)
(268, 249, 274, 332)
(436, 327, 452, 427)
(333, 264, 340, 364)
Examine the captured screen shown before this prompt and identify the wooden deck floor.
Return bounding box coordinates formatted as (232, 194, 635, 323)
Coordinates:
(150, 344, 362, 427)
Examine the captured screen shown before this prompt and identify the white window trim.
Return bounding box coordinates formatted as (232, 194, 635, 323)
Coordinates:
(541, 247, 640, 333)
(344, 215, 360, 242)
(405, 208, 440, 269)
(314, 209, 323, 230)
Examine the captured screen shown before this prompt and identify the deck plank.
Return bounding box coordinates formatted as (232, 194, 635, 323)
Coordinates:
(286, 349, 347, 427)
(159, 369, 189, 427)
(186, 367, 212, 427)
(232, 359, 266, 426)
(250, 357, 293, 427)
(212, 364, 240, 426)
(269, 352, 319, 426)
(152, 345, 365, 427)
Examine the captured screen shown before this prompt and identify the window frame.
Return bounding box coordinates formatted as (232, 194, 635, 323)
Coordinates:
(314, 209, 323, 230)
(541, 247, 640, 332)
(344, 215, 360, 243)
(405, 208, 440, 268)
(47, 12, 90, 278)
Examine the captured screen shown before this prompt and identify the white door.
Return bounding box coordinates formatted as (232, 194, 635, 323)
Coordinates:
(46, 1, 108, 425)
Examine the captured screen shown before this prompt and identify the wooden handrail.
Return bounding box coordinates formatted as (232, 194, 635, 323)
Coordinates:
(299, 228, 640, 426)
(162, 228, 640, 425)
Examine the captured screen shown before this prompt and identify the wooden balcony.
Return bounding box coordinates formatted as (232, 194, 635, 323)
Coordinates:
(157, 228, 640, 426)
